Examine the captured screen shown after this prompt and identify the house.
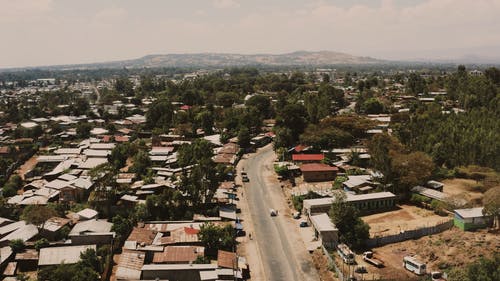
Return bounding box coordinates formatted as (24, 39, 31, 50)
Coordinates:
(38, 245, 96, 267)
(454, 207, 492, 231)
(152, 246, 205, 264)
(0, 224, 38, 246)
(40, 217, 71, 240)
(218, 250, 249, 278)
(115, 251, 145, 281)
(342, 175, 373, 191)
(77, 208, 98, 220)
(69, 219, 115, 245)
(141, 264, 218, 281)
(300, 163, 338, 182)
(302, 191, 397, 216)
(292, 154, 325, 163)
(310, 213, 338, 249)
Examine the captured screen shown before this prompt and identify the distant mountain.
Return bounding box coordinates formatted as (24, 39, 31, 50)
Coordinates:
(2, 51, 387, 71)
(122, 51, 385, 68)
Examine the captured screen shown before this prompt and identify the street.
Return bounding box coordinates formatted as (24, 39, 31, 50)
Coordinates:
(242, 145, 319, 281)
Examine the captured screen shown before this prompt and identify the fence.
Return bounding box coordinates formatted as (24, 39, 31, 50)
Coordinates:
(365, 219, 454, 248)
(321, 245, 344, 281)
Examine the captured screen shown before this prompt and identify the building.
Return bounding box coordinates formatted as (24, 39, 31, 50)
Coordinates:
(454, 207, 492, 231)
(38, 245, 96, 267)
(300, 163, 338, 182)
(115, 251, 145, 281)
(310, 213, 338, 249)
(141, 263, 218, 281)
(69, 219, 115, 245)
(153, 246, 205, 264)
(302, 191, 396, 216)
(291, 154, 325, 163)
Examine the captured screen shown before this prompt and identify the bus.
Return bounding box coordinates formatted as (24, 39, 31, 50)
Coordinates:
(337, 243, 355, 264)
(403, 256, 426, 275)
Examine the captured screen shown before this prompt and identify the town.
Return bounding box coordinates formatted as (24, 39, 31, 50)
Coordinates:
(0, 63, 498, 281)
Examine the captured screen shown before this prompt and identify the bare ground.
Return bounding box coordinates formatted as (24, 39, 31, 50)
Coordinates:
(362, 205, 451, 236)
(370, 228, 500, 279)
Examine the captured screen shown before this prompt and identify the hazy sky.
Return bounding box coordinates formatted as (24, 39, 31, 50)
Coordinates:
(1, 0, 500, 68)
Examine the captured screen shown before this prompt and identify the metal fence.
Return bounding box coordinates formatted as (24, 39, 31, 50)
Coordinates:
(365, 219, 454, 248)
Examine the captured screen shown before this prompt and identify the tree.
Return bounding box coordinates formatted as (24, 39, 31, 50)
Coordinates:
(20, 205, 57, 230)
(329, 191, 370, 250)
(177, 139, 213, 167)
(198, 223, 236, 257)
(111, 215, 132, 241)
(246, 95, 272, 118)
(76, 122, 92, 138)
(237, 127, 251, 149)
(34, 238, 50, 251)
(216, 92, 238, 108)
(130, 150, 151, 177)
(483, 186, 500, 229)
(391, 151, 435, 193)
(362, 98, 385, 114)
(145, 99, 174, 131)
(9, 239, 25, 253)
(368, 134, 404, 184)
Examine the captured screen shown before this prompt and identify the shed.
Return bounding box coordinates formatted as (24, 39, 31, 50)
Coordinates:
(454, 207, 492, 231)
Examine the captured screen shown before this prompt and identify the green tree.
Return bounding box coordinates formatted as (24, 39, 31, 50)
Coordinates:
(34, 238, 50, 251)
(198, 223, 236, 257)
(483, 186, 500, 229)
(76, 122, 92, 139)
(21, 205, 57, 230)
(329, 191, 370, 250)
(237, 127, 251, 149)
(111, 215, 132, 241)
(362, 98, 385, 114)
(9, 239, 25, 253)
(130, 150, 151, 177)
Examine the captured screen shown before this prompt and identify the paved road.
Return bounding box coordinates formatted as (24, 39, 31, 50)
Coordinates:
(243, 145, 319, 281)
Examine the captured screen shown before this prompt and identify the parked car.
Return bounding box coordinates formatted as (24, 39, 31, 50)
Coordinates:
(242, 175, 249, 182)
(299, 221, 308, 227)
(270, 209, 277, 216)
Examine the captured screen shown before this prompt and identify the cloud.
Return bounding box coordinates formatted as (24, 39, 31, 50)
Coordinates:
(212, 0, 240, 9)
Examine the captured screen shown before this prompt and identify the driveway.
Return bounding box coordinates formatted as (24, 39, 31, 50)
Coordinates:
(242, 144, 320, 281)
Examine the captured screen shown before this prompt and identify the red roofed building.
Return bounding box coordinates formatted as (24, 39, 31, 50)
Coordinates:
(292, 154, 325, 162)
(300, 163, 338, 182)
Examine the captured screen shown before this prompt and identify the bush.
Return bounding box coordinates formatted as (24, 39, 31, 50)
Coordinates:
(9, 239, 25, 253)
(35, 238, 50, 251)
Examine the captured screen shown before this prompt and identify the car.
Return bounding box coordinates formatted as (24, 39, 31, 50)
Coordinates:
(242, 176, 249, 182)
(299, 221, 308, 227)
(270, 209, 277, 216)
(355, 266, 367, 273)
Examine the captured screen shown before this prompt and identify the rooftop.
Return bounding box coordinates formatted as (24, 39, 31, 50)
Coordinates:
(455, 207, 486, 219)
(292, 154, 325, 161)
(310, 213, 337, 232)
(38, 245, 96, 266)
(300, 163, 338, 173)
(153, 246, 205, 264)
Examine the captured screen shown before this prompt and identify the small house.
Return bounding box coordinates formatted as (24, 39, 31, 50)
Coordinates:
(300, 163, 338, 182)
(454, 207, 492, 231)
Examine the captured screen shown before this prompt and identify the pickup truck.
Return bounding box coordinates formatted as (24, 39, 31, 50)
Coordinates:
(363, 251, 384, 268)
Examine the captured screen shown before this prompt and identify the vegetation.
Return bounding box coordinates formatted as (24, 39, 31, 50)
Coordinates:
(37, 248, 102, 281)
(329, 191, 370, 250)
(198, 223, 236, 257)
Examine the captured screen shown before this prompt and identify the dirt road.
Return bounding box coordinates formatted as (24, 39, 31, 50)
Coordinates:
(242, 144, 319, 281)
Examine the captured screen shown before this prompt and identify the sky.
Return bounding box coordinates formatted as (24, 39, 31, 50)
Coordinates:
(1, 0, 500, 68)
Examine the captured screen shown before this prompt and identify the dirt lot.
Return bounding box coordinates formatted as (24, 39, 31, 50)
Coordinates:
(362, 205, 450, 236)
(442, 178, 484, 204)
(366, 228, 500, 279)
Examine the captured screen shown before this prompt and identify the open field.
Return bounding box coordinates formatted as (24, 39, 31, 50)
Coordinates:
(362, 205, 450, 236)
(442, 178, 484, 204)
(368, 228, 500, 279)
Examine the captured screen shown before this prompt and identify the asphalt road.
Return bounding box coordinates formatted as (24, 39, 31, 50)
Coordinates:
(243, 145, 319, 281)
